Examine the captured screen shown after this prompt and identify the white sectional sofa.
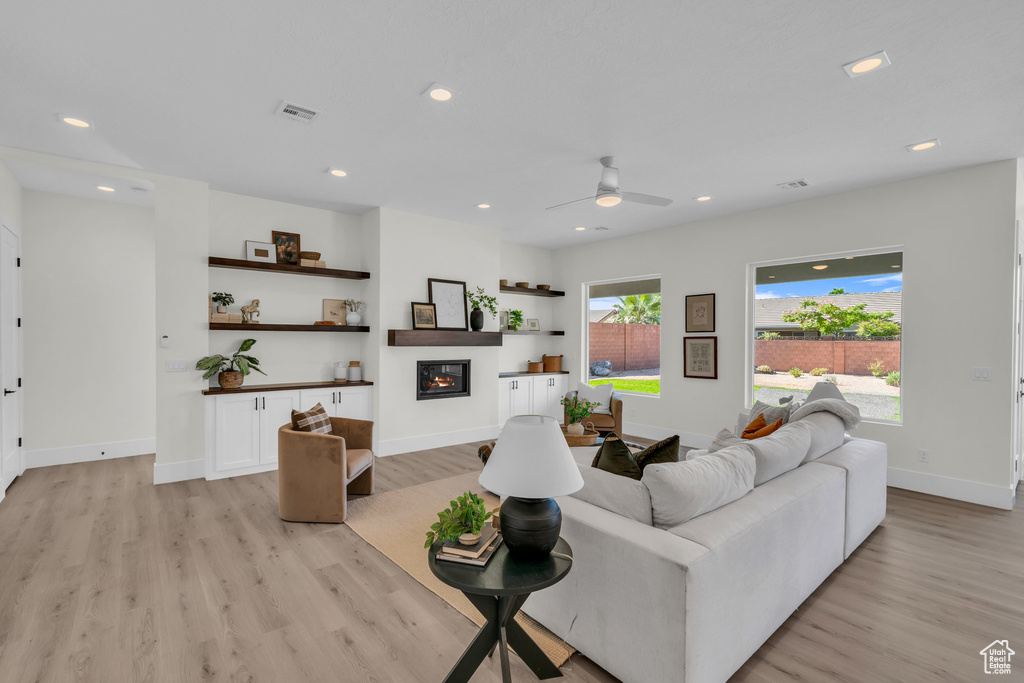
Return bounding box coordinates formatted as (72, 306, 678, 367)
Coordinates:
(522, 410, 887, 683)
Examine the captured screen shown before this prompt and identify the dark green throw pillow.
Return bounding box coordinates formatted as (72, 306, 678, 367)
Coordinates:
(591, 432, 641, 480)
(634, 434, 680, 472)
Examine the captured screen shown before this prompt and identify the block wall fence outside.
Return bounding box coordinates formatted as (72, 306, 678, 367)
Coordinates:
(589, 323, 661, 371)
(754, 339, 900, 375)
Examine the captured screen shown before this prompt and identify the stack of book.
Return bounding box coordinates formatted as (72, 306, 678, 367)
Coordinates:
(299, 259, 327, 268)
(436, 526, 502, 567)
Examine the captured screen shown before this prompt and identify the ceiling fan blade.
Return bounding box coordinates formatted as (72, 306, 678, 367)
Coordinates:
(621, 191, 673, 207)
(545, 196, 596, 211)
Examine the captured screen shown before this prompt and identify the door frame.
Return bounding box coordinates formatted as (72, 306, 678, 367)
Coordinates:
(0, 217, 24, 494)
(1013, 221, 1024, 485)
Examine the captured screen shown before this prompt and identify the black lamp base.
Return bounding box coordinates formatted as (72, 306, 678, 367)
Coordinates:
(499, 497, 561, 559)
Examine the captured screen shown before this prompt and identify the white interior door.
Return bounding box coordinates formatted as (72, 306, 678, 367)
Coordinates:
(0, 224, 22, 491)
(1015, 227, 1024, 484)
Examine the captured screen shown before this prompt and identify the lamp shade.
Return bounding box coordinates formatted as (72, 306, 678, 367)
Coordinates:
(479, 415, 584, 499)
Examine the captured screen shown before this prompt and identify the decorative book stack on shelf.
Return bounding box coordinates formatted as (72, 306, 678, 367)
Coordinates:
(436, 525, 502, 567)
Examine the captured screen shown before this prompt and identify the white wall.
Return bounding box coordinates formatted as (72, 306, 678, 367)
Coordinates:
(0, 162, 22, 231)
(497, 242, 566, 374)
(207, 191, 366, 384)
(20, 191, 156, 454)
(554, 160, 1019, 508)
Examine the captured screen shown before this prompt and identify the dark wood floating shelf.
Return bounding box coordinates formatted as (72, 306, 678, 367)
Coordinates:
(499, 285, 565, 297)
(203, 380, 373, 396)
(498, 371, 569, 378)
(502, 330, 566, 336)
(387, 330, 503, 347)
(210, 323, 370, 333)
(209, 256, 370, 280)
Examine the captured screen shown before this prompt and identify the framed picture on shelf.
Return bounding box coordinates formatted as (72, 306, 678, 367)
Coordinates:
(498, 310, 509, 330)
(685, 293, 716, 333)
(683, 336, 718, 379)
(411, 302, 437, 330)
(322, 299, 347, 325)
(245, 240, 276, 263)
(427, 278, 469, 331)
(526, 318, 540, 331)
(271, 230, 301, 264)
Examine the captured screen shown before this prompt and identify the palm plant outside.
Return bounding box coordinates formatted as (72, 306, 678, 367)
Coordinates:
(611, 293, 661, 324)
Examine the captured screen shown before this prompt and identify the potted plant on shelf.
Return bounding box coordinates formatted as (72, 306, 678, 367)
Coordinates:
(561, 394, 601, 436)
(195, 338, 266, 389)
(507, 309, 524, 332)
(212, 292, 234, 314)
(465, 286, 498, 331)
(344, 299, 365, 326)
(424, 491, 493, 548)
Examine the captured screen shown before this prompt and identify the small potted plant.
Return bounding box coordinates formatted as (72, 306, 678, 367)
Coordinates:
(212, 292, 234, 314)
(344, 299, 365, 326)
(561, 394, 601, 436)
(424, 491, 493, 548)
(507, 310, 524, 332)
(195, 338, 266, 388)
(465, 286, 498, 332)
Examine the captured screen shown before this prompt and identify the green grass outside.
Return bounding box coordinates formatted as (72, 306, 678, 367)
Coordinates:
(589, 378, 660, 394)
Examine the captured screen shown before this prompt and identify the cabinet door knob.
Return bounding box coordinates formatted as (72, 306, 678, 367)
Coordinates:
(255, 398, 258, 410)
(262, 397, 265, 410)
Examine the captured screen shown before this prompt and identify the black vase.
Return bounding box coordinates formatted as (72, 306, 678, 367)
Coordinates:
(470, 308, 484, 331)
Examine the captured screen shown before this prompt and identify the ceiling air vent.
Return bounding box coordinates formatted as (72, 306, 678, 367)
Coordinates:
(275, 101, 320, 124)
(776, 179, 809, 190)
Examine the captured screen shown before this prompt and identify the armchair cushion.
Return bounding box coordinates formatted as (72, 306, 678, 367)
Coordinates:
(346, 448, 374, 480)
(577, 381, 613, 414)
(291, 402, 333, 434)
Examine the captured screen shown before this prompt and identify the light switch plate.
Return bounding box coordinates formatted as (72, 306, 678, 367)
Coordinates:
(972, 367, 991, 381)
(165, 360, 187, 372)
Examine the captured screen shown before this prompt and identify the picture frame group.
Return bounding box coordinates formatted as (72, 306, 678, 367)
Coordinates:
(411, 302, 437, 330)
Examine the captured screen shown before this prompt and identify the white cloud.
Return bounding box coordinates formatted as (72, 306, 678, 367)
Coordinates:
(755, 290, 780, 299)
(863, 273, 903, 286)
(882, 287, 901, 292)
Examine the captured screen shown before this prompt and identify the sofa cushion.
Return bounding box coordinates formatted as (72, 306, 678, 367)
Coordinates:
(707, 428, 743, 454)
(291, 403, 333, 435)
(569, 465, 654, 525)
(577, 381, 613, 414)
(591, 434, 641, 480)
(745, 422, 811, 485)
(642, 444, 756, 529)
(747, 400, 791, 427)
(741, 413, 784, 440)
(634, 434, 680, 471)
(791, 411, 846, 462)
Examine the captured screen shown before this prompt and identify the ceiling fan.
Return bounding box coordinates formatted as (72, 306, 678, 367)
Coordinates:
(545, 156, 673, 211)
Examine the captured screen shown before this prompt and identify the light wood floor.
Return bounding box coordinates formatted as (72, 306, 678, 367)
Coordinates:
(0, 445, 1020, 683)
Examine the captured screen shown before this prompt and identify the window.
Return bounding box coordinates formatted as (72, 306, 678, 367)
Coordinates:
(586, 276, 661, 395)
(753, 252, 902, 422)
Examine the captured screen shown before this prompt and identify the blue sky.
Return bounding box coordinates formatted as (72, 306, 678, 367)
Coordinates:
(755, 273, 902, 300)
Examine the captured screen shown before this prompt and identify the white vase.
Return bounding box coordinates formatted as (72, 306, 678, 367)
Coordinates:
(566, 422, 585, 436)
(216, 305, 227, 314)
(346, 311, 361, 325)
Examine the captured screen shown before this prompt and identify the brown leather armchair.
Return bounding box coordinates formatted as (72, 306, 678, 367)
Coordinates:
(278, 417, 375, 523)
(564, 389, 624, 436)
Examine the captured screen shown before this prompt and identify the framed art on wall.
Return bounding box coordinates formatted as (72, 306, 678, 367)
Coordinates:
(684, 336, 718, 379)
(686, 293, 715, 332)
(526, 318, 540, 331)
(411, 302, 437, 330)
(322, 299, 347, 325)
(272, 230, 301, 264)
(245, 240, 276, 263)
(498, 310, 509, 330)
(427, 278, 469, 331)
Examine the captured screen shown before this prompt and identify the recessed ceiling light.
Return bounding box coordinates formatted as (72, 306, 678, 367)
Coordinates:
(61, 115, 91, 128)
(476, 203, 490, 209)
(694, 196, 712, 202)
(843, 51, 891, 78)
(327, 168, 347, 177)
(892, 264, 901, 268)
(907, 138, 940, 152)
(424, 82, 456, 101)
(768, 275, 776, 279)
(812, 265, 828, 270)
(575, 226, 586, 231)
(97, 186, 115, 192)
(845, 257, 855, 260)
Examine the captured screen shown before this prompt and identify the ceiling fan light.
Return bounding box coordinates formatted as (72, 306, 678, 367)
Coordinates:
(595, 192, 621, 207)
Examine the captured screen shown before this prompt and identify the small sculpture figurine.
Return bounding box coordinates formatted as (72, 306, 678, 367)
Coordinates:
(241, 299, 260, 324)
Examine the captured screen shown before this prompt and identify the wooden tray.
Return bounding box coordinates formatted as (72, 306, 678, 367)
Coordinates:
(561, 422, 599, 447)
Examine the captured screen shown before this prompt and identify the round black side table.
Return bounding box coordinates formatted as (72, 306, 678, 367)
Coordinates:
(428, 537, 573, 683)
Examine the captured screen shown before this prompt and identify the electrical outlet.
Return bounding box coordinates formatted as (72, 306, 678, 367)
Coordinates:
(918, 449, 929, 463)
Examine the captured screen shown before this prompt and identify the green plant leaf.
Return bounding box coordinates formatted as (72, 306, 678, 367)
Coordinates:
(236, 357, 250, 375)
(202, 364, 222, 380)
(196, 355, 224, 370)
(238, 339, 257, 353)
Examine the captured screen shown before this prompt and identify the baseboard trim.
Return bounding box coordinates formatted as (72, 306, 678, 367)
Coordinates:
(622, 421, 712, 449)
(153, 458, 205, 485)
(378, 425, 501, 457)
(887, 466, 1015, 510)
(23, 438, 156, 470)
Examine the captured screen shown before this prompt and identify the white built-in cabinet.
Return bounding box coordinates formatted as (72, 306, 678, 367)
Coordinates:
(497, 373, 568, 428)
(205, 384, 373, 480)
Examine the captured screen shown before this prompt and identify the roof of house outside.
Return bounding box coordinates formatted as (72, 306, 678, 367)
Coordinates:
(590, 309, 616, 323)
(755, 292, 902, 329)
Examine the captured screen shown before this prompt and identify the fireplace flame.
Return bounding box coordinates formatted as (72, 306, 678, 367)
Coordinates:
(428, 375, 456, 389)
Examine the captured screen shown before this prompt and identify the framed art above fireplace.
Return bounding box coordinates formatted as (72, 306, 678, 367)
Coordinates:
(427, 278, 469, 331)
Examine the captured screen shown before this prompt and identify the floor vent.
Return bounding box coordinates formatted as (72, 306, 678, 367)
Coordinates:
(275, 101, 320, 124)
(776, 179, 809, 190)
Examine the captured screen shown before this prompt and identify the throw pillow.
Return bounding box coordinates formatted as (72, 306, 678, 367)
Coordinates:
(747, 401, 791, 428)
(591, 433, 641, 480)
(741, 414, 784, 440)
(291, 403, 333, 435)
(744, 423, 812, 486)
(707, 428, 743, 453)
(634, 434, 680, 471)
(576, 381, 613, 415)
(642, 444, 757, 529)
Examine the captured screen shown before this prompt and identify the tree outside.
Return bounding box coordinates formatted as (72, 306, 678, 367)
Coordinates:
(611, 293, 661, 324)
(781, 299, 895, 337)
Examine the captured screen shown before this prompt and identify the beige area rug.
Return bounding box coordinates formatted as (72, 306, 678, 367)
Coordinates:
(344, 472, 575, 667)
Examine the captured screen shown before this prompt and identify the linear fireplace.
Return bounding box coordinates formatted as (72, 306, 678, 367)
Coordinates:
(417, 359, 471, 400)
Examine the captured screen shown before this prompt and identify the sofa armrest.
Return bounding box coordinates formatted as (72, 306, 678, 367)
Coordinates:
(328, 417, 374, 451)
